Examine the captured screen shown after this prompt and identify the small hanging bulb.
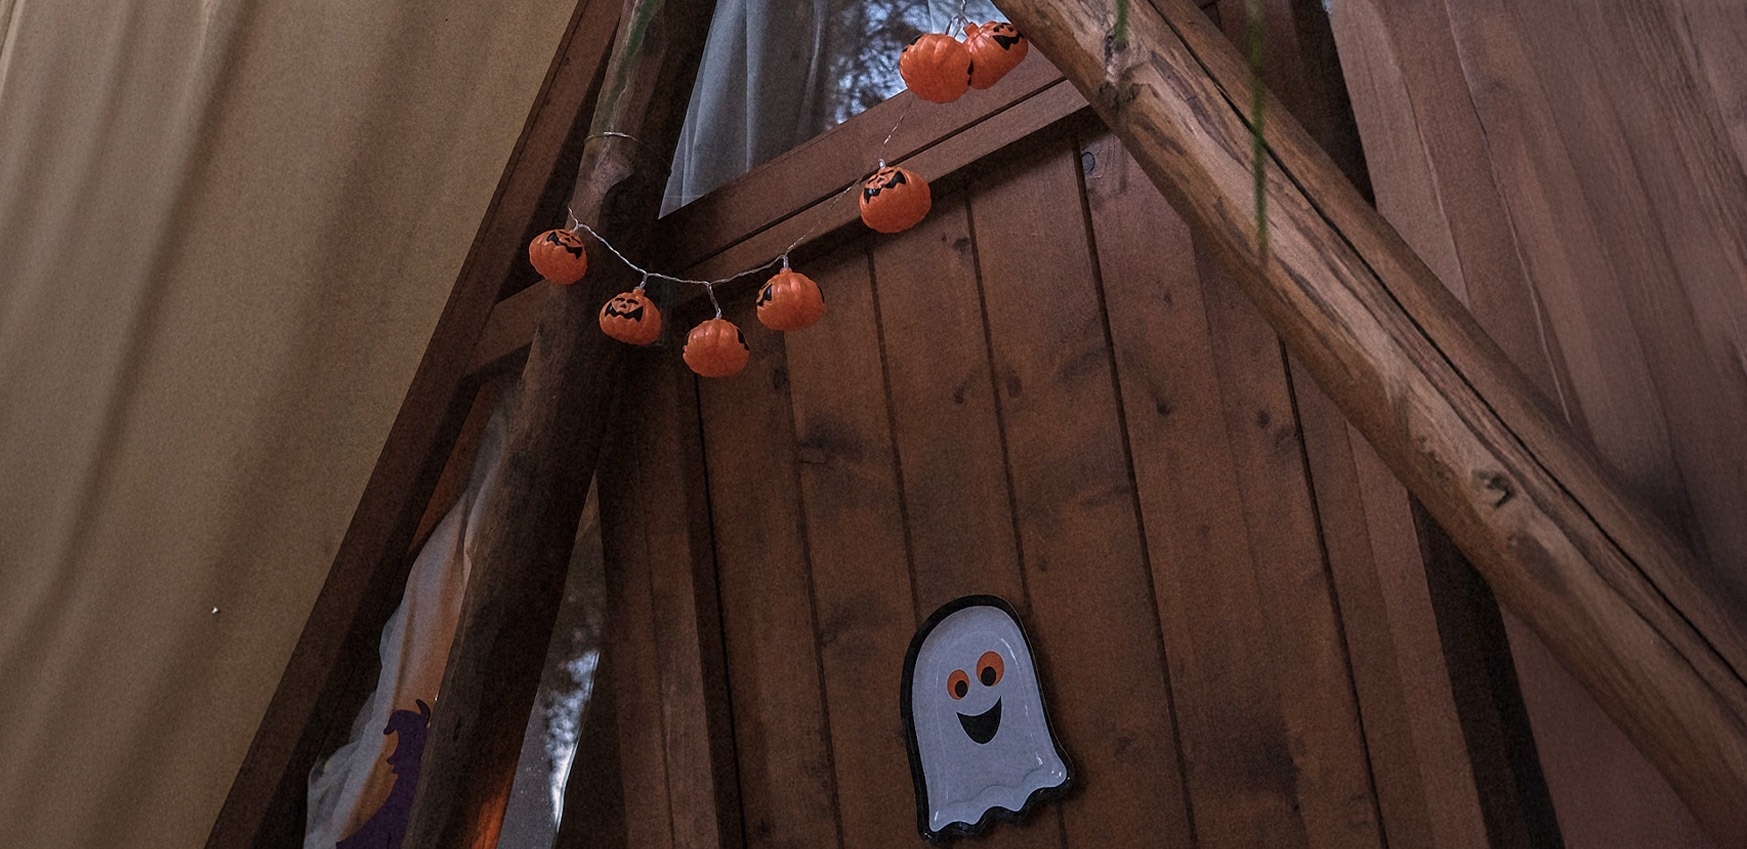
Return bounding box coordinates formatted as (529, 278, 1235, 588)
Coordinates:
(685, 297, 749, 379)
(757, 263, 825, 332)
(600, 271, 661, 345)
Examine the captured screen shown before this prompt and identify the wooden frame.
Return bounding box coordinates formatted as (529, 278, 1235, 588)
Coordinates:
(994, 0, 1747, 839)
(208, 19, 1101, 848)
(211, 0, 1595, 843)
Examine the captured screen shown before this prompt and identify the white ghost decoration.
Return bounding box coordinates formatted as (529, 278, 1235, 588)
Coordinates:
(902, 595, 1072, 842)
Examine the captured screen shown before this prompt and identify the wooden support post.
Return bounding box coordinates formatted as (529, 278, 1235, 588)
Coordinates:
(400, 0, 717, 844)
(991, 0, 1747, 840)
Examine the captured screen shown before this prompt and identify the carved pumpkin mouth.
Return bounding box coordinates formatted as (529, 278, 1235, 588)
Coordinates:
(958, 698, 1002, 745)
(543, 230, 585, 257)
(863, 168, 909, 200)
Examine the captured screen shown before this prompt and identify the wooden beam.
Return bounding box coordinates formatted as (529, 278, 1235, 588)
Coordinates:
(205, 2, 620, 844)
(990, 0, 1747, 840)
(468, 75, 1093, 375)
(399, 0, 719, 844)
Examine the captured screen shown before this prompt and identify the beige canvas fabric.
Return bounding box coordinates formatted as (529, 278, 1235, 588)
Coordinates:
(0, 0, 575, 845)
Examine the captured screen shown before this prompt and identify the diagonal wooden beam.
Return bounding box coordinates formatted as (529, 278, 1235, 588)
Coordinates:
(399, 0, 719, 844)
(991, 0, 1747, 841)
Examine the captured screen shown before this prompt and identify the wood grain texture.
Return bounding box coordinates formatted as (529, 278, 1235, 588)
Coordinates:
(1193, 201, 1384, 849)
(869, 197, 1037, 621)
(779, 241, 919, 848)
(1228, 4, 1561, 845)
(1328, 0, 1747, 842)
(972, 140, 1193, 848)
(205, 1, 621, 844)
(598, 351, 740, 849)
(695, 303, 841, 849)
(991, 0, 1747, 839)
(1085, 130, 1381, 849)
(868, 195, 1068, 849)
(1087, 141, 1308, 849)
(402, 0, 720, 842)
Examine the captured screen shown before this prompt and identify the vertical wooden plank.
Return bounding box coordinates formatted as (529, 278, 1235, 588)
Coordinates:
(696, 304, 841, 849)
(1293, 375, 1469, 849)
(635, 353, 741, 849)
(1193, 237, 1385, 849)
(1080, 126, 1383, 849)
(779, 240, 919, 847)
(1081, 133, 1347, 849)
(970, 137, 1195, 849)
(870, 196, 1068, 849)
(871, 198, 1031, 617)
(599, 389, 676, 849)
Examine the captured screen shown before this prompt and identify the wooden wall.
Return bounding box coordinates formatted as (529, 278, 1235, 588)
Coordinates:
(1329, 0, 1747, 844)
(595, 113, 1557, 847)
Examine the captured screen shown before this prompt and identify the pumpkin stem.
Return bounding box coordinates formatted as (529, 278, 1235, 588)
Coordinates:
(634, 271, 649, 292)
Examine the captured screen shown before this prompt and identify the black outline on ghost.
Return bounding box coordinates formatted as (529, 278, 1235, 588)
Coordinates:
(900, 594, 1075, 844)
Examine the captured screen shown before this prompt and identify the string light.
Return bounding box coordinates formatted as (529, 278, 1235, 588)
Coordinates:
(550, 12, 1026, 376)
(562, 94, 919, 317)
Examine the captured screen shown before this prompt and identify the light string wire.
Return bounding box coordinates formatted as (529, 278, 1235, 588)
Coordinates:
(943, 0, 974, 38)
(564, 92, 920, 320)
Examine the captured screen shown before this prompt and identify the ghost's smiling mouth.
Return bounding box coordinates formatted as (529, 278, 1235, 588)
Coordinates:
(957, 698, 1002, 744)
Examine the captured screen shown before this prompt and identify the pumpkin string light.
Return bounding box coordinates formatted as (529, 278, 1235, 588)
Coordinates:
(539, 13, 1030, 374)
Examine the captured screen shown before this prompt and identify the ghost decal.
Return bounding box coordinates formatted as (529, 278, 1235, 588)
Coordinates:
(902, 595, 1072, 843)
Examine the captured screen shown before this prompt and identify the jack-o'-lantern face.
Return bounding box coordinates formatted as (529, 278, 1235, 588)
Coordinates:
(859, 166, 932, 234)
(529, 228, 590, 284)
(604, 294, 645, 321)
(964, 22, 1029, 89)
(984, 22, 1022, 47)
(599, 288, 661, 345)
(544, 229, 585, 256)
(863, 166, 909, 200)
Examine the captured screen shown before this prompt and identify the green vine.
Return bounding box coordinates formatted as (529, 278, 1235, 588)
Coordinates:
(592, 0, 663, 134)
(1247, 0, 1267, 258)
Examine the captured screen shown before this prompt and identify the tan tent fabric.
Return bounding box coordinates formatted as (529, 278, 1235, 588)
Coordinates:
(0, 0, 575, 845)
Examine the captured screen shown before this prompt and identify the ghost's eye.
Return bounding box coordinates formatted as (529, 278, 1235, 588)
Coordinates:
(947, 669, 971, 700)
(978, 651, 1005, 686)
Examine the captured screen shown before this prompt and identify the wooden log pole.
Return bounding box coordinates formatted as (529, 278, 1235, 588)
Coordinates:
(400, 0, 716, 844)
(992, 0, 1747, 840)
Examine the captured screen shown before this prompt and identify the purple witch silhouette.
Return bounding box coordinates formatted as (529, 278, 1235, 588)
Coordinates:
(337, 700, 431, 849)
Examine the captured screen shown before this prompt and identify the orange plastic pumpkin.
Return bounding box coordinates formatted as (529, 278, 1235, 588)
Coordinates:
(756, 268, 825, 331)
(964, 22, 1028, 89)
(859, 165, 932, 234)
(684, 318, 750, 378)
(529, 228, 589, 284)
(899, 33, 972, 104)
(599, 288, 662, 345)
